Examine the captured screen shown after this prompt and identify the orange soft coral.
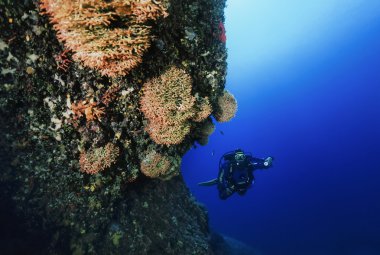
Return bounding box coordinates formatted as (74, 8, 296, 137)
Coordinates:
(71, 99, 105, 122)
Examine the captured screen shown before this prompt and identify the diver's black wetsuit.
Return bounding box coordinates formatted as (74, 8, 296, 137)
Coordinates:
(217, 150, 272, 200)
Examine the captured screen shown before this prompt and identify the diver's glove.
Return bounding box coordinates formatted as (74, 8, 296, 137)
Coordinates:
(264, 156, 273, 167)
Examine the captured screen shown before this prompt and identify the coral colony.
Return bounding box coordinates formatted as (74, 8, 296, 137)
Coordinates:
(39, 0, 237, 176)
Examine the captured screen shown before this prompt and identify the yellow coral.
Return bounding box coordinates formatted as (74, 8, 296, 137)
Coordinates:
(140, 66, 213, 145)
(40, 0, 168, 77)
(140, 67, 194, 145)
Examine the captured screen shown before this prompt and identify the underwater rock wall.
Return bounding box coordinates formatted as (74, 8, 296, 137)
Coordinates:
(0, 0, 234, 254)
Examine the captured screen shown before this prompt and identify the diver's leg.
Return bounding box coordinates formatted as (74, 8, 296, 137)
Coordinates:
(237, 189, 247, 196)
(219, 187, 234, 200)
(218, 180, 235, 200)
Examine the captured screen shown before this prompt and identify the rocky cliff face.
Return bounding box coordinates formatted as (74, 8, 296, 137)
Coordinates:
(0, 0, 232, 254)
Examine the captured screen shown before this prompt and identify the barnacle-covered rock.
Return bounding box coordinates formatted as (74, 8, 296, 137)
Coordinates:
(0, 0, 230, 253)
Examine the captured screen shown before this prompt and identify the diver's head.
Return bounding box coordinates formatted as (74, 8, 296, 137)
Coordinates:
(234, 149, 246, 162)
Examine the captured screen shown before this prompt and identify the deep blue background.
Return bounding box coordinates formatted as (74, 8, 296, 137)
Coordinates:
(182, 1, 380, 254)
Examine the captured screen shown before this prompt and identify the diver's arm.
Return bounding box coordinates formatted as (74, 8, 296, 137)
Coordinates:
(251, 156, 273, 170)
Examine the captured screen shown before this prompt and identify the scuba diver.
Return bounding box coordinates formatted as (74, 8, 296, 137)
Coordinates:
(198, 149, 273, 200)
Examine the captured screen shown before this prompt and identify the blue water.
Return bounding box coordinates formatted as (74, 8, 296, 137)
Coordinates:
(182, 1, 380, 254)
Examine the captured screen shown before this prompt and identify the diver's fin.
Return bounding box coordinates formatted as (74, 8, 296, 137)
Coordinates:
(198, 178, 218, 186)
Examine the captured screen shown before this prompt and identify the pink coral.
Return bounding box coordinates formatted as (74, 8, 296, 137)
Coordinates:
(218, 21, 226, 43)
